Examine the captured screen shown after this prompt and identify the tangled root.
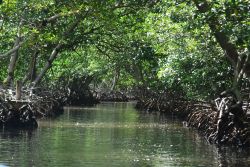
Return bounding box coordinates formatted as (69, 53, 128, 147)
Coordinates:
(187, 98, 250, 147)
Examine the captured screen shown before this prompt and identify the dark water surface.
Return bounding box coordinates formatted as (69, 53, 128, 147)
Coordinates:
(0, 102, 250, 167)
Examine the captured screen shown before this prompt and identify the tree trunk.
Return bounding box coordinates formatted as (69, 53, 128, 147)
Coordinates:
(111, 68, 120, 91)
(5, 36, 21, 86)
(32, 43, 63, 87)
(22, 50, 39, 84)
(16, 80, 22, 100)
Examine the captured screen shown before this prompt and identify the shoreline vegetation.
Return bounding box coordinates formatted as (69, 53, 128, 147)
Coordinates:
(135, 89, 250, 148)
(0, 0, 250, 148)
(0, 86, 250, 147)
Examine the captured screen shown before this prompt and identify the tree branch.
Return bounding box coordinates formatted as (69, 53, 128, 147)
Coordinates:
(0, 41, 25, 59)
(32, 18, 82, 87)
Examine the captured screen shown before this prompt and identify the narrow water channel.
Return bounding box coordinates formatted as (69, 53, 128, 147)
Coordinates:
(0, 102, 250, 167)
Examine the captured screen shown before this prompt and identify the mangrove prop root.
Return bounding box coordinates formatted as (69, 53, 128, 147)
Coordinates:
(187, 96, 250, 147)
(96, 91, 129, 102)
(135, 89, 250, 147)
(0, 98, 38, 128)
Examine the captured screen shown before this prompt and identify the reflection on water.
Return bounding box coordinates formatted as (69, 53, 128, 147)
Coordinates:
(0, 102, 250, 167)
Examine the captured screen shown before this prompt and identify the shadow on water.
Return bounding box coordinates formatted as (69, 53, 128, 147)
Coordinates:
(216, 146, 250, 167)
(0, 128, 37, 167)
(0, 102, 250, 167)
(0, 127, 35, 140)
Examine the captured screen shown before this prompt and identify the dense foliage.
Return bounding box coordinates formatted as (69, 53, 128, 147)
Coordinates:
(0, 0, 249, 100)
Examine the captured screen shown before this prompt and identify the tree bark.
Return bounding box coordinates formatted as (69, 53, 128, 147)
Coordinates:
(5, 36, 21, 86)
(22, 50, 39, 84)
(111, 68, 120, 91)
(32, 43, 63, 87)
(16, 80, 22, 100)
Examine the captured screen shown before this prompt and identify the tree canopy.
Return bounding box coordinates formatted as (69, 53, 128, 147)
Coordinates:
(0, 0, 249, 100)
